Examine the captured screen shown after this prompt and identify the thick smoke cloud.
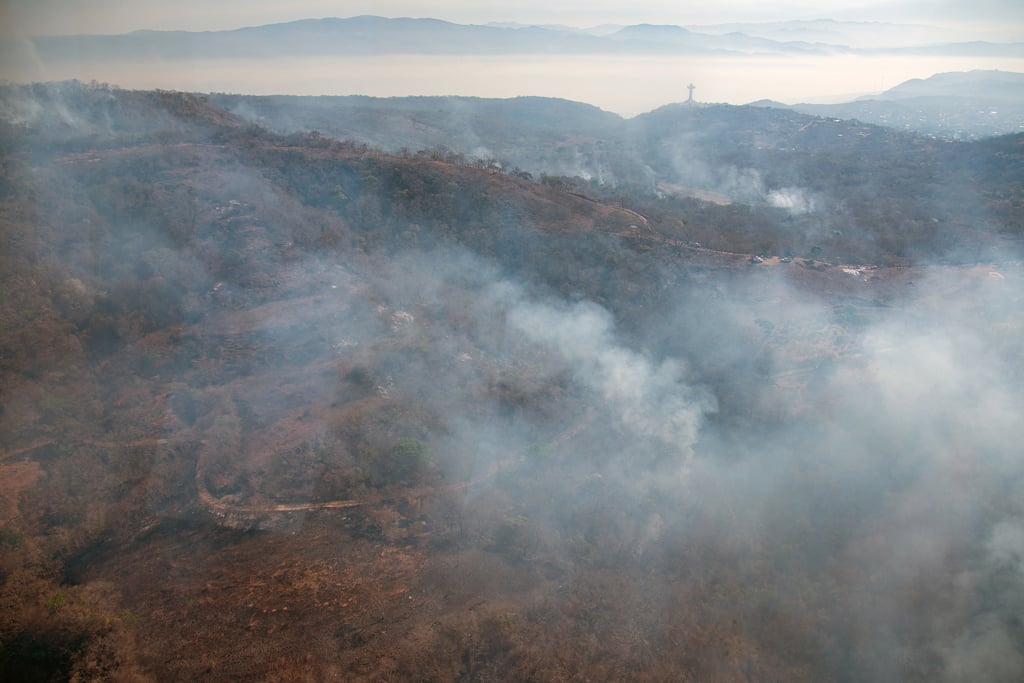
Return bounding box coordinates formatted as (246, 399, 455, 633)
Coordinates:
(355, 244, 1024, 681)
(504, 294, 714, 464)
(767, 186, 818, 214)
(673, 265, 1024, 681)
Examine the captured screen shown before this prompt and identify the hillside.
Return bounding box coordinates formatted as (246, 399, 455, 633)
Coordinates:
(877, 69, 1024, 100)
(207, 92, 624, 168)
(213, 89, 1024, 264)
(787, 69, 1024, 139)
(2, 82, 1024, 681)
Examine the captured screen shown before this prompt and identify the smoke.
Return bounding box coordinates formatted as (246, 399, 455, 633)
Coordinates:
(662, 129, 769, 202)
(0, 36, 49, 84)
(0, 81, 82, 130)
(6, 83, 1024, 680)
(503, 289, 715, 468)
(988, 520, 1024, 573)
(942, 615, 1024, 683)
(767, 186, 818, 214)
(355, 243, 1024, 683)
(349, 249, 715, 490)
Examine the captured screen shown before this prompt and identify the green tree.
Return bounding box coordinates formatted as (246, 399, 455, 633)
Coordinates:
(366, 437, 428, 486)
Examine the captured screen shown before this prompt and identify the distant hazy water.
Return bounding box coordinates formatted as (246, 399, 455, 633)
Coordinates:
(8, 52, 1024, 114)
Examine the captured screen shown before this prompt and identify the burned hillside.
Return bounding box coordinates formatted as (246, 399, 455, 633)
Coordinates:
(2, 82, 1024, 682)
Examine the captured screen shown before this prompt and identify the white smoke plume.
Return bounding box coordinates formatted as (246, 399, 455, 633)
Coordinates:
(504, 294, 714, 466)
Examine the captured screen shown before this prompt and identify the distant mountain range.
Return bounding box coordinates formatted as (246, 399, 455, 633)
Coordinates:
(873, 70, 1024, 100)
(689, 19, 984, 49)
(26, 16, 1024, 61)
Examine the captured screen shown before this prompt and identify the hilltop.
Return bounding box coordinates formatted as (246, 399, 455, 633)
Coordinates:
(211, 87, 1024, 263)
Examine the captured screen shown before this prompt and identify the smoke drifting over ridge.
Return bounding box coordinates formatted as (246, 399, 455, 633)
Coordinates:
(2, 82, 1024, 680)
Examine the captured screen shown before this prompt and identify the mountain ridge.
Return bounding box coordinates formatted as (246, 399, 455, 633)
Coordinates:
(780, 69, 1024, 139)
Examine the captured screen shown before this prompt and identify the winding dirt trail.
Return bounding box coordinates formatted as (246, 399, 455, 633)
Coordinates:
(2, 403, 599, 523)
(194, 444, 522, 520)
(0, 438, 57, 463)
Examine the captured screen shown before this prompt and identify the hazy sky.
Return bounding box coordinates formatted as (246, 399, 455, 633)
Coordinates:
(2, 0, 1023, 36)
(2, 1, 1021, 110)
